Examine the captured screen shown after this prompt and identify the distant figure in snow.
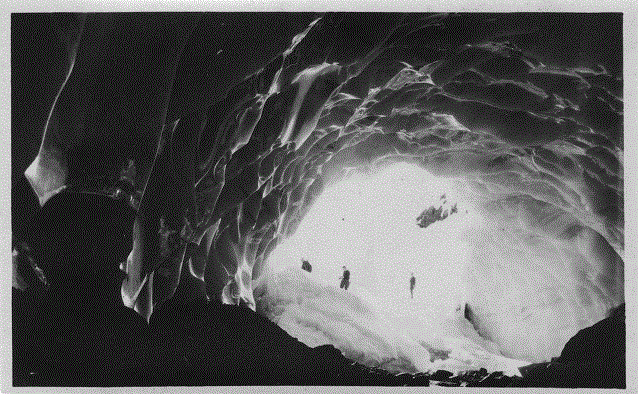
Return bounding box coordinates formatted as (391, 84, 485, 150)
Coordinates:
(410, 273, 416, 299)
(340, 266, 350, 290)
(301, 259, 312, 272)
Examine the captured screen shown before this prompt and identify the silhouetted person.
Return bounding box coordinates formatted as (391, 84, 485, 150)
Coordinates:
(301, 259, 312, 272)
(340, 266, 350, 290)
(410, 273, 416, 299)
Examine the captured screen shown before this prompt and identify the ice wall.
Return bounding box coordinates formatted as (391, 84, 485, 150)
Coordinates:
(461, 189, 623, 362)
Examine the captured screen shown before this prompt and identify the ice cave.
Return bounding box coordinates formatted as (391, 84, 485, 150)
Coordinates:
(11, 12, 627, 388)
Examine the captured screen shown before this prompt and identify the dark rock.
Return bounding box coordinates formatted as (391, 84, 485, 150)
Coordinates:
(517, 303, 625, 388)
(463, 367, 488, 382)
(416, 205, 455, 229)
(22, 191, 135, 302)
(394, 372, 413, 386)
(517, 362, 577, 388)
(446, 372, 467, 385)
(408, 373, 430, 387)
(12, 174, 41, 243)
(145, 298, 433, 386)
(429, 369, 453, 381)
(479, 371, 514, 387)
(558, 303, 625, 365)
(13, 286, 149, 387)
(13, 191, 145, 387)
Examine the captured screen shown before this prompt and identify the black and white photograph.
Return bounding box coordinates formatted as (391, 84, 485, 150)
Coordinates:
(8, 4, 633, 391)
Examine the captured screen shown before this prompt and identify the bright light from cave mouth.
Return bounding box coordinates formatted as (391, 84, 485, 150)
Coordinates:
(268, 161, 484, 320)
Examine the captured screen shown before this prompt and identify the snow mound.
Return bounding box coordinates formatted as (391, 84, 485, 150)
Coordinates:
(256, 266, 530, 376)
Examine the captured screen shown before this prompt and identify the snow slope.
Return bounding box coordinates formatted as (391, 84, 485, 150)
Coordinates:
(256, 266, 530, 376)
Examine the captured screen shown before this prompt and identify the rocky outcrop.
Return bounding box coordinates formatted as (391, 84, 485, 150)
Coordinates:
(516, 303, 625, 388)
(416, 203, 458, 229)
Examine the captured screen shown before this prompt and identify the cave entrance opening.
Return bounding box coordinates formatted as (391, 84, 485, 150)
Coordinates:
(257, 162, 500, 372)
(260, 161, 482, 341)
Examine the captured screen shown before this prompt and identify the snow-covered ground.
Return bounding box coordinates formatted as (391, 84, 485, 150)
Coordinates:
(256, 163, 530, 376)
(256, 266, 530, 376)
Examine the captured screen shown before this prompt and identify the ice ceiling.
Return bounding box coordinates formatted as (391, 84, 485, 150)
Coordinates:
(24, 13, 623, 363)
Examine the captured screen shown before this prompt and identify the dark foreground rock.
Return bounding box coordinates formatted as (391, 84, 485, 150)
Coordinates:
(12, 278, 626, 388)
(515, 303, 625, 388)
(14, 285, 432, 387)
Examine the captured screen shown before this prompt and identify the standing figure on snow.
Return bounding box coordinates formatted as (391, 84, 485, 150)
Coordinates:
(410, 272, 416, 299)
(340, 266, 350, 290)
